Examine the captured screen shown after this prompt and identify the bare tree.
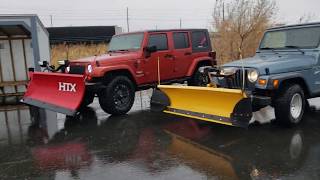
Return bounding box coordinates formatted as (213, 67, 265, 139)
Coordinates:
(212, 0, 277, 64)
(298, 13, 317, 23)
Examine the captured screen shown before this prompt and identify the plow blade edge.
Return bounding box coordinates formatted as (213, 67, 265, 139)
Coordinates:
(152, 85, 252, 128)
(22, 72, 86, 116)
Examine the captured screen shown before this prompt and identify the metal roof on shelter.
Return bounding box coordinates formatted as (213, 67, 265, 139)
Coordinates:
(0, 14, 49, 36)
(0, 25, 31, 37)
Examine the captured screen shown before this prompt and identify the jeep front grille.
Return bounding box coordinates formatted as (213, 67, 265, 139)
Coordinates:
(69, 65, 85, 75)
(226, 69, 248, 89)
(216, 69, 255, 90)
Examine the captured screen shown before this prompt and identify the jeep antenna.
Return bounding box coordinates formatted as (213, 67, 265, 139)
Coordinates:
(239, 48, 245, 92)
(157, 56, 161, 85)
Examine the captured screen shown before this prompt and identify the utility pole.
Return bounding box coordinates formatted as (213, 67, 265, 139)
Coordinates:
(179, 18, 182, 29)
(222, 2, 225, 21)
(50, 15, 53, 27)
(126, 7, 130, 32)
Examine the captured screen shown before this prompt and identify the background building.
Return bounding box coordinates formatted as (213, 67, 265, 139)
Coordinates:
(47, 26, 122, 44)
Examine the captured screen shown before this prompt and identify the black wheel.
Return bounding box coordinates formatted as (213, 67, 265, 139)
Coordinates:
(188, 66, 210, 86)
(79, 91, 95, 109)
(98, 76, 135, 115)
(274, 84, 306, 126)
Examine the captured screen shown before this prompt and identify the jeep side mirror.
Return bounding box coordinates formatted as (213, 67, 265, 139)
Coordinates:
(58, 60, 69, 66)
(146, 45, 157, 53)
(38, 61, 49, 68)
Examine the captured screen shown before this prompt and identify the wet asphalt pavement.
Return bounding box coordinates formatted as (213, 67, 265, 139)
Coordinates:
(1, 90, 320, 180)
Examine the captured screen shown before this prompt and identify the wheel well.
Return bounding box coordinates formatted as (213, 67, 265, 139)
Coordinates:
(192, 60, 212, 75)
(279, 78, 310, 98)
(104, 70, 137, 89)
(197, 60, 212, 67)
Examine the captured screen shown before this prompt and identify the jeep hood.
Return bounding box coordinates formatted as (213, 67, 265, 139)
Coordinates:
(70, 52, 140, 65)
(223, 54, 318, 75)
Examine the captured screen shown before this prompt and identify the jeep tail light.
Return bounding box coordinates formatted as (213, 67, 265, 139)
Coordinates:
(209, 51, 216, 59)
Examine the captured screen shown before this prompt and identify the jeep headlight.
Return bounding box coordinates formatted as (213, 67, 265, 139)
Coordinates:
(66, 66, 70, 73)
(248, 69, 259, 83)
(87, 64, 93, 73)
(220, 67, 237, 76)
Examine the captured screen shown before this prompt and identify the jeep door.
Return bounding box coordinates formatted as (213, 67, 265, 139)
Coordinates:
(171, 31, 193, 78)
(312, 55, 320, 95)
(144, 33, 175, 83)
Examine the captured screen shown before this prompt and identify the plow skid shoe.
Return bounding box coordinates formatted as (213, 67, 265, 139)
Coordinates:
(22, 72, 86, 116)
(153, 85, 252, 128)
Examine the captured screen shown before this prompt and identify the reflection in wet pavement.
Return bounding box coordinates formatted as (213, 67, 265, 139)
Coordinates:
(0, 90, 320, 179)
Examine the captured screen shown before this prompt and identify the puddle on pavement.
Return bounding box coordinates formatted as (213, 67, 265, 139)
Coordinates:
(0, 93, 320, 180)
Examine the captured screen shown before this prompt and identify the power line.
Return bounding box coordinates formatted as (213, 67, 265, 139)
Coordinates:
(0, 6, 213, 30)
(0, 5, 213, 12)
(39, 16, 210, 21)
(0, 7, 213, 16)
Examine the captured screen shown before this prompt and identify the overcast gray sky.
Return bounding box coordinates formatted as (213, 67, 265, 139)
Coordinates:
(0, 0, 320, 32)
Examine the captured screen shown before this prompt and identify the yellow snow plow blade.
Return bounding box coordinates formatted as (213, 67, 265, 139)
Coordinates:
(151, 85, 252, 128)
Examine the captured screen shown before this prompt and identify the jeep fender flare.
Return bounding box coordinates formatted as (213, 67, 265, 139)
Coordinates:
(268, 72, 311, 97)
(187, 57, 214, 77)
(92, 65, 138, 84)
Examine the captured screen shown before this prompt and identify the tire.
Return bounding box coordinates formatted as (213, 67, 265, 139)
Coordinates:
(188, 66, 210, 86)
(98, 76, 135, 115)
(274, 84, 306, 126)
(252, 105, 267, 112)
(288, 131, 304, 160)
(79, 91, 95, 109)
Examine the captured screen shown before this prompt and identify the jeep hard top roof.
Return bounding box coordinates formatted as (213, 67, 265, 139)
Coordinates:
(147, 29, 209, 33)
(267, 22, 320, 31)
(115, 29, 209, 36)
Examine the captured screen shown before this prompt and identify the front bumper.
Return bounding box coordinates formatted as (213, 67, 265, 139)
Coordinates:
(85, 82, 106, 93)
(204, 67, 271, 108)
(252, 95, 272, 108)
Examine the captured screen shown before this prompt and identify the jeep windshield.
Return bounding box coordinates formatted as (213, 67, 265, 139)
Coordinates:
(260, 26, 320, 50)
(108, 33, 144, 52)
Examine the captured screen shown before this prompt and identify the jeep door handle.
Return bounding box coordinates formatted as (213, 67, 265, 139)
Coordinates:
(184, 52, 192, 56)
(164, 54, 175, 59)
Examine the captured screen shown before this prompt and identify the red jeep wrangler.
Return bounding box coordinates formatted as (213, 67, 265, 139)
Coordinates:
(66, 29, 216, 115)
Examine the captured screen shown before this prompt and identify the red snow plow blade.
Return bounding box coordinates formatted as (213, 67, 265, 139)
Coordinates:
(22, 72, 86, 116)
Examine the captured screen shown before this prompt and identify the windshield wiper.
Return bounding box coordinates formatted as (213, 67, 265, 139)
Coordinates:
(108, 49, 130, 53)
(258, 47, 278, 54)
(260, 47, 275, 50)
(285, 45, 305, 54)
